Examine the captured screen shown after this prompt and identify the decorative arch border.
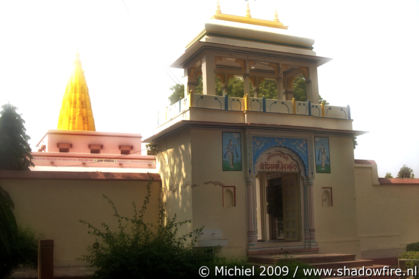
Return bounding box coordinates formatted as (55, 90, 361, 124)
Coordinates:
(252, 136, 309, 176)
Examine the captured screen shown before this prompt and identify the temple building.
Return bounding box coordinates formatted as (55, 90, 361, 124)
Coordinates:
(146, 4, 359, 256)
(31, 54, 156, 172)
(4, 3, 419, 271)
(145, 4, 419, 261)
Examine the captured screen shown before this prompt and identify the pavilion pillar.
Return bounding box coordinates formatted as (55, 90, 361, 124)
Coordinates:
(243, 60, 251, 96)
(247, 175, 258, 244)
(245, 128, 258, 245)
(184, 68, 191, 95)
(303, 177, 317, 248)
(277, 65, 285, 100)
(201, 53, 216, 95)
(307, 66, 319, 103)
(250, 77, 260, 98)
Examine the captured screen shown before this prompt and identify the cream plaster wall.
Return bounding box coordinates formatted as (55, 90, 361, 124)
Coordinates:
(187, 128, 361, 257)
(190, 127, 248, 258)
(1, 178, 161, 266)
(313, 135, 360, 256)
(156, 128, 194, 236)
(355, 164, 419, 258)
(154, 124, 365, 258)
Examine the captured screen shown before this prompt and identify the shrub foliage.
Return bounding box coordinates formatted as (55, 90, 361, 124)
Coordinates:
(80, 183, 210, 279)
(400, 251, 419, 279)
(0, 186, 37, 279)
(407, 242, 419, 252)
(80, 181, 320, 279)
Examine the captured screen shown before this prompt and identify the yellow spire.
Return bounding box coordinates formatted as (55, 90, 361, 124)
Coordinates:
(57, 53, 96, 131)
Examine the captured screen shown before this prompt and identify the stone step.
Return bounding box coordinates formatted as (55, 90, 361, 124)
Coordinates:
(248, 246, 319, 256)
(247, 253, 396, 279)
(249, 253, 356, 265)
(11, 266, 94, 279)
(324, 264, 400, 279)
(311, 258, 373, 269)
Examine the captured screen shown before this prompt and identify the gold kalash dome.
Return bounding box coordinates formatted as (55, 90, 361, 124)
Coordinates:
(57, 53, 96, 131)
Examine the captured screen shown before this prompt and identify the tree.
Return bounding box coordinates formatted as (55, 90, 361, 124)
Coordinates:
(168, 75, 327, 104)
(0, 104, 33, 171)
(226, 76, 244, 97)
(397, 165, 414, 178)
(353, 136, 358, 150)
(216, 76, 246, 97)
(168, 84, 185, 105)
(256, 79, 277, 99)
(292, 75, 307, 101)
(0, 104, 33, 170)
(384, 172, 393, 178)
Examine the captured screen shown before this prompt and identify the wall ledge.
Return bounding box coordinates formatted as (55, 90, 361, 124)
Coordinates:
(0, 170, 161, 181)
(378, 178, 419, 185)
(354, 159, 377, 166)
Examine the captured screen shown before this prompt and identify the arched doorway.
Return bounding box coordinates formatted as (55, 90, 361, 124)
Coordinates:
(254, 147, 306, 243)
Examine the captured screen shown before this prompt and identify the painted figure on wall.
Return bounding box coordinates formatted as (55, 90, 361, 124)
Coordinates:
(225, 139, 236, 168)
(223, 132, 242, 171)
(315, 137, 330, 173)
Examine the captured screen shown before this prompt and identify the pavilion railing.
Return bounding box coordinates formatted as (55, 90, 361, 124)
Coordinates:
(158, 93, 351, 126)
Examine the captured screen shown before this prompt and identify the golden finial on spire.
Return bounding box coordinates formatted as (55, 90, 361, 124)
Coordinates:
(57, 53, 96, 131)
(75, 50, 80, 61)
(246, 1, 251, 18)
(216, 0, 221, 15)
(274, 9, 279, 22)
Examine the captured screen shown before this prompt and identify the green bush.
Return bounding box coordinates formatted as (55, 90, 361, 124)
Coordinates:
(80, 182, 210, 279)
(0, 186, 37, 279)
(400, 251, 419, 279)
(80, 181, 320, 279)
(407, 242, 419, 252)
(13, 228, 38, 266)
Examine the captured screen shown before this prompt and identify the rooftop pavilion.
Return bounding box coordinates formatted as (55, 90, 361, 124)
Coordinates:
(149, 3, 358, 141)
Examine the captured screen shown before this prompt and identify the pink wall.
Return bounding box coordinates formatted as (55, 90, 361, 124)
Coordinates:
(38, 130, 142, 155)
(33, 130, 156, 171)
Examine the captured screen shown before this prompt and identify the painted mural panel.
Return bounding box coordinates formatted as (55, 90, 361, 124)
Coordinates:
(222, 132, 242, 171)
(314, 137, 331, 173)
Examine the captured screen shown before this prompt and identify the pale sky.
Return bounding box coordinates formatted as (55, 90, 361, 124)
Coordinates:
(0, 0, 418, 177)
